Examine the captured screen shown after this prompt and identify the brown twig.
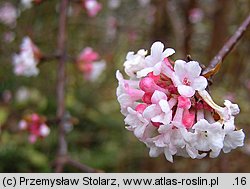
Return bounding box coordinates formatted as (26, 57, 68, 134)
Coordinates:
(202, 14, 250, 75)
(53, 0, 102, 173)
(55, 0, 69, 173)
(40, 54, 60, 63)
(70, 0, 82, 3)
(39, 53, 76, 64)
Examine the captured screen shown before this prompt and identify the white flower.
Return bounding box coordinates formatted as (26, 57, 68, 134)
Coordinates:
(143, 90, 172, 125)
(222, 117, 245, 153)
(137, 41, 175, 78)
(152, 125, 180, 162)
(124, 49, 147, 78)
(192, 119, 225, 158)
(116, 71, 144, 115)
(39, 124, 50, 137)
(0, 3, 17, 27)
(125, 107, 150, 139)
(18, 120, 28, 130)
(21, 0, 33, 9)
(108, 0, 121, 9)
(223, 129, 245, 153)
(172, 60, 207, 97)
(223, 100, 240, 120)
(84, 60, 106, 82)
(137, 0, 150, 7)
(84, 0, 102, 17)
(13, 53, 39, 76)
(12, 37, 40, 77)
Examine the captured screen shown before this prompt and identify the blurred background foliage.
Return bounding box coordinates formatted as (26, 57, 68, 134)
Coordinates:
(0, 0, 250, 172)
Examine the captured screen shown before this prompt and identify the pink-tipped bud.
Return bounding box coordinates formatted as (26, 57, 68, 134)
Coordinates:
(139, 77, 165, 93)
(78, 47, 99, 64)
(177, 96, 191, 109)
(182, 109, 195, 129)
(135, 104, 147, 114)
(142, 92, 153, 104)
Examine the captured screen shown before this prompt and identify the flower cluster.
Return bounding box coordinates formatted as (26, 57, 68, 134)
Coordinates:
(116, 41, 245, 162)
(12, 37, 41, 77)
(77, 47, 106, 81)
(83, 0, 102, 17)
(18, 113, 50, 143)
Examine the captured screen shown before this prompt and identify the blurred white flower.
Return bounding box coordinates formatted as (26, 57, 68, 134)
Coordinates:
(12, 37, 41, 77)
(84, 0, 102, 17)
(108, 0, 121, 10)
(0, 3, 17, 27)
(137, 0, 150, 7)
(77, 47, 106, 82)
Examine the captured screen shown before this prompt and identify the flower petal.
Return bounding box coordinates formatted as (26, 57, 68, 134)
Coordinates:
(151, 90, 167, 104)
(153, 62, 162, 76)
(164, 148, 173, 163)
(143, 104, 159, 119)
(223, 129, 245, 153)
(162, 48, 175, 58)
(191, 76, 208, 91)
(174, 59, 186, 79)
(151, 114, 164, 123)
(185, 61, 201, 77)
(137, 67, 154, 78)
(159, 99, 170, 113)
(177, 85, 195, 97)
(150, 41, 164, 58)
(134, 125, 147, 139)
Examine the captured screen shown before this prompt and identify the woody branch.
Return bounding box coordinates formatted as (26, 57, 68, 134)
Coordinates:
(203, 14, 250, 75)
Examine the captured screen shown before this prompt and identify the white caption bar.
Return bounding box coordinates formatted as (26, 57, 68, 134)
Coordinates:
(0, 173, 249, 189)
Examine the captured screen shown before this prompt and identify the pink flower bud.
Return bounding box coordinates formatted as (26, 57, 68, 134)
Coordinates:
(135, 103, 147, 113)
(147, 72, 160, 83)
(77, 47, 99, 64)
(139, 77, 165, 93)
(182, 109, 195, 128)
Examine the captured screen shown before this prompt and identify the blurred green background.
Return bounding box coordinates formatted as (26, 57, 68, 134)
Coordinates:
(0, 0, 250, 172)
